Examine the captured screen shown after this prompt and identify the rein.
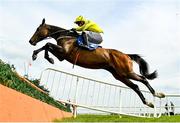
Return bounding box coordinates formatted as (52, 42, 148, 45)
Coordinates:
(43, 30, 70, 40)
(48, 29, 70, 37)
(45, 29, 78, 40)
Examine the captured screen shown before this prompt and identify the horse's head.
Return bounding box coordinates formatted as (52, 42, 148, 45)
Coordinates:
(29, 18, 49, 46)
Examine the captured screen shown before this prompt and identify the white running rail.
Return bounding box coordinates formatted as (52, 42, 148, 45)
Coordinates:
(158, 94, 180, 117)
(40, 68, 163, 117)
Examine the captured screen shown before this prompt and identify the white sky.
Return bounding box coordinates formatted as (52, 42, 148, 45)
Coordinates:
(0, 0, 180, 94)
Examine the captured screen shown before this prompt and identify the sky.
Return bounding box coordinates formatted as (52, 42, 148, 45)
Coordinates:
(0, 0, 180, 94)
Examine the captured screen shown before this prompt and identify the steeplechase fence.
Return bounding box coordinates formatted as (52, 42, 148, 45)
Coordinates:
(39, 68, 180, 118)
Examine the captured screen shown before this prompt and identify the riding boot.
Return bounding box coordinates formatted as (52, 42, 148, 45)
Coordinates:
(82, 32, 89, 48)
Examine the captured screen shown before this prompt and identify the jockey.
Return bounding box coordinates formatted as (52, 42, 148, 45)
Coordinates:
(72, 16, 103, 48)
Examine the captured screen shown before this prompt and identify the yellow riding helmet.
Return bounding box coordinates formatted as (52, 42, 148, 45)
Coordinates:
(74, 16, 86, 23)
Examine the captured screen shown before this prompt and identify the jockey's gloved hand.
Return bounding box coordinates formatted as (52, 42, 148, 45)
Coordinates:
(70, 28, 79, 35)
(70, 28, 76, 32)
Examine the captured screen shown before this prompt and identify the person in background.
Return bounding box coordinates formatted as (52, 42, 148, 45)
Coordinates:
(165, 101, 175, 115)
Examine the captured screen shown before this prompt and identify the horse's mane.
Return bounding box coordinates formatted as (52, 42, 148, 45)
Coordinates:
(47, 24, 65, 31)
(47, 24, 78, 38)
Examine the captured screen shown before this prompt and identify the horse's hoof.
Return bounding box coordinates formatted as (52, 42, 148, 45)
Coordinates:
(32, 54, 37, 61)
(146, 102, 154, 108)
(154, 92, 165, 98)
(48, 58, 54, 64)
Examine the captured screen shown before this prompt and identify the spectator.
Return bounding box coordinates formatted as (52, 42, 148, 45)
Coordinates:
(165, 101, 175, 115)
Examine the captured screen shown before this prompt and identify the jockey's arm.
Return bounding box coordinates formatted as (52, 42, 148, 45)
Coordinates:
(75, 21, 94, 31)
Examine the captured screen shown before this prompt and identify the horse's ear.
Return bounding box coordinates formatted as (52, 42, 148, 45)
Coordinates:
(42, 18, 45, 25)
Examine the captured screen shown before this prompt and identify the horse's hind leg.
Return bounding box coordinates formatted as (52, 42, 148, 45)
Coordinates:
(105, 67, 154, 108)
(128, 73, 155, 95)
(129, 72, 165, 98)
(120, 78, 154, 108)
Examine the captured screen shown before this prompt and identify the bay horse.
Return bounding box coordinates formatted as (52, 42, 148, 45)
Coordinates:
(29, 19, 165, 108)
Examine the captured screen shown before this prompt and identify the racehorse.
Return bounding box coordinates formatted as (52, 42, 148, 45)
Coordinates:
(29, 19, 165, 108)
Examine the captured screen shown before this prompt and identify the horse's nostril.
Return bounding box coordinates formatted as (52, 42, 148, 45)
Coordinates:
(29, 40, 36, 46)
(29, 40, 32, 44)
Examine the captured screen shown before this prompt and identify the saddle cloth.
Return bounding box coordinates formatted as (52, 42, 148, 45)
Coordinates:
(76, 35, 101, 50)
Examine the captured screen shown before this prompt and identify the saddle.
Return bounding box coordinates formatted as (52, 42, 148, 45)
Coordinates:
(76, 35, 102, 50)
(58, 30, 102, 50)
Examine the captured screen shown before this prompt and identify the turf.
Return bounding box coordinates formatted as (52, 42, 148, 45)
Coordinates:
(55, 114, 180, 122)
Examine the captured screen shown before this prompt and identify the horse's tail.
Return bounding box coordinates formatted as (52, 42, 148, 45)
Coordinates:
(128, 54, 157, 80)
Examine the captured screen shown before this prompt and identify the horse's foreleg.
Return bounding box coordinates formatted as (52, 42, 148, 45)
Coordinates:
(32, 46, 46, 60)
(43, 42, 65, 63)
(44, 49, 54, 64)
(32, 42, 64, 64)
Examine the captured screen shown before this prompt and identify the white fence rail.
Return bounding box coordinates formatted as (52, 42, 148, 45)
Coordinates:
(39, 68, 179, 118)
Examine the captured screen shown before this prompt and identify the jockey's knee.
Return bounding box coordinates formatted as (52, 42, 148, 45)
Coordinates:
(97, 38, 103, 44)
(82, 31, 86, 35)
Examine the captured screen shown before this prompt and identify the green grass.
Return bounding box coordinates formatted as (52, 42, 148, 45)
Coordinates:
(55, 114, 180, 122)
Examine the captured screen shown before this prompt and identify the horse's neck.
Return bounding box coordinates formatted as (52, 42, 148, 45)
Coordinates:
(47, 24, 78, 48)
(48, 25, 66, 40)
(50, 24, 78, 37)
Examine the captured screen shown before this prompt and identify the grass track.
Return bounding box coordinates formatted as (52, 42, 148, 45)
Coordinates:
(55, 114, 180, 122)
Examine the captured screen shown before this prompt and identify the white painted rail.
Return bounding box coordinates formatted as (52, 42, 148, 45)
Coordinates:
(39, 68, 165, 117)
